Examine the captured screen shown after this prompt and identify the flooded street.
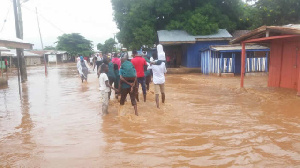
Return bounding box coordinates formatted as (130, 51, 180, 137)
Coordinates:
(1, 64, 300, 167)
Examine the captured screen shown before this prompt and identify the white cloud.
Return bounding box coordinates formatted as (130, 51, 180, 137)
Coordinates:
(0, 0, 119, 49)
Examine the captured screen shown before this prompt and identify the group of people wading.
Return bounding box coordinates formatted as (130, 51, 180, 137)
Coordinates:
(76, 44, 167, 116)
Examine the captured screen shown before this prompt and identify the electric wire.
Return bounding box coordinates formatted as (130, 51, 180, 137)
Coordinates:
(22, 5, 65, 34)
(0, 3, 12, 33)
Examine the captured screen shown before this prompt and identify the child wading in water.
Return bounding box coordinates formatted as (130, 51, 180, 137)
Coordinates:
(99, 64, 118, 115)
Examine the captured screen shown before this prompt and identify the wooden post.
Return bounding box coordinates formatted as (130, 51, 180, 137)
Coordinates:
(13, 0, 27, 83)
(0, 51, 2, 77)
(241, 42, 246, 88)
(220, 53, 223, 74)
(232, 53, 235, 73)
(36, 7, 47, 75)
(296, 47, 300, 97)
(265, 52, 269, 72)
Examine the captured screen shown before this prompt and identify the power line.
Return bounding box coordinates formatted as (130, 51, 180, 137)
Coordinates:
(0, 3, 12, 33)
(22, 5, 65, 34)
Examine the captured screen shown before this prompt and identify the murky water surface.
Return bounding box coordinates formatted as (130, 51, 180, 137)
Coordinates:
(0, 64, 300, 167)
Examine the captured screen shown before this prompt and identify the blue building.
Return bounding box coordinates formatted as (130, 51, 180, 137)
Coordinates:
(157, 29, 232, 68)
(200, 45, 270, 75)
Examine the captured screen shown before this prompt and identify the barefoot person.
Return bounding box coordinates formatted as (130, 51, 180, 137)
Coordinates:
(99, 64, 118, 115)
(148, 61, 167, 108)
(119, 57, 138, 116)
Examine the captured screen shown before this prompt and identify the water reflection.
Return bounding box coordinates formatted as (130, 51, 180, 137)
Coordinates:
(16, 83, 33, 144)
(0, 65, 299, 167)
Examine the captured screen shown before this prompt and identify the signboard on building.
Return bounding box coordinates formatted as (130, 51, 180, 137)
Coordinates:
(48, 55, 57, 62)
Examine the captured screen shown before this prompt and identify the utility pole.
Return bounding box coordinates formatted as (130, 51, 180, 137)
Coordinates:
(13, 0, 27, 83)
(113, 33, 117, 52)
(36, 7, 47, 75)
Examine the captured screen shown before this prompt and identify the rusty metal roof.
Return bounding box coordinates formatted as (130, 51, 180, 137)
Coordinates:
(231, 30, 251, 39)
(231, 24, 300, 44)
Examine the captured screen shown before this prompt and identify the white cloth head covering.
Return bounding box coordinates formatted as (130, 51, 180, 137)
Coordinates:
(157, 44, 166, 61)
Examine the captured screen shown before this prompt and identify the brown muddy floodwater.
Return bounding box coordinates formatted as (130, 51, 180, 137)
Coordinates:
(0, 64, 300, 167)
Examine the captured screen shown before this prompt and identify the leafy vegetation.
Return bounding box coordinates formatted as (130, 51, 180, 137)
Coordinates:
(97, 38, 117, 54)
(44, 46, 56, 50)
(56, 33, 93, 56)
(111, 0, 300, 49)
(248, 0, 300, 28)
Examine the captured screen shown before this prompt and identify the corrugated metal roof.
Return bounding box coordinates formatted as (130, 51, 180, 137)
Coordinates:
(231, 24, 300, 44)
(157, 30, 195, 43)
(1, 49, 41, 57)
(30, 50, 49, 56)
(194, 29, 232, 39)
(0, 47, 10, 52)
(232, 30, 251, 39)
(210, 44, 269, 51)
(283, 24, 300, 29)
(0, 35, 33, 49)
(45, 50, 67, 54)
(157, 29, 232, 44)
(0, 36, 31, 44)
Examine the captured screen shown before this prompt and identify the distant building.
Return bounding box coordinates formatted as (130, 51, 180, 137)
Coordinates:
(157, 29, 232, 68)
(200, 44, 269, 76)
(2, 49, 43, 66)
(45, 50, 69, 63)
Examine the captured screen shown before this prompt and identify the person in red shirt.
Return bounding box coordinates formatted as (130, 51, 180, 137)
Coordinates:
(111, 53, 121, 69)
(4, 58, 8, 72)
(131, 50, 148, 102)
(166, 54, 171, 67)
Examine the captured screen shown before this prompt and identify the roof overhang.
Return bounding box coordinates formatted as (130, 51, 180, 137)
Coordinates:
(196, 38, 231, 42)
(160, 41, 195, 45)
(231, 25, 300, 44)
(242, 34, 300, 44)
(213, 49, 269, 53)
(203, 44, 270, 53)
(0, 39, 33, 49)
(0, 47, 10, 52)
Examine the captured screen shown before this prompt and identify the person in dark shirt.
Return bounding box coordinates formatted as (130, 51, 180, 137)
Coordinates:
(119, 57, 138, 116)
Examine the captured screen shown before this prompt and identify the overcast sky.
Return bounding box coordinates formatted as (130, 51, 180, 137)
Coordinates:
(0, 0, 119, 50)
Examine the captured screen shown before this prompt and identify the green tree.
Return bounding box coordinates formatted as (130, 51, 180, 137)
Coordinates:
(56, 33, 93, 56)
(250, 0, 300, 27)
(111, 0, 249, 48)
(44, 46, 56, 50)
(97, 43, 104, 51)
(97, 38, 117, 54)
